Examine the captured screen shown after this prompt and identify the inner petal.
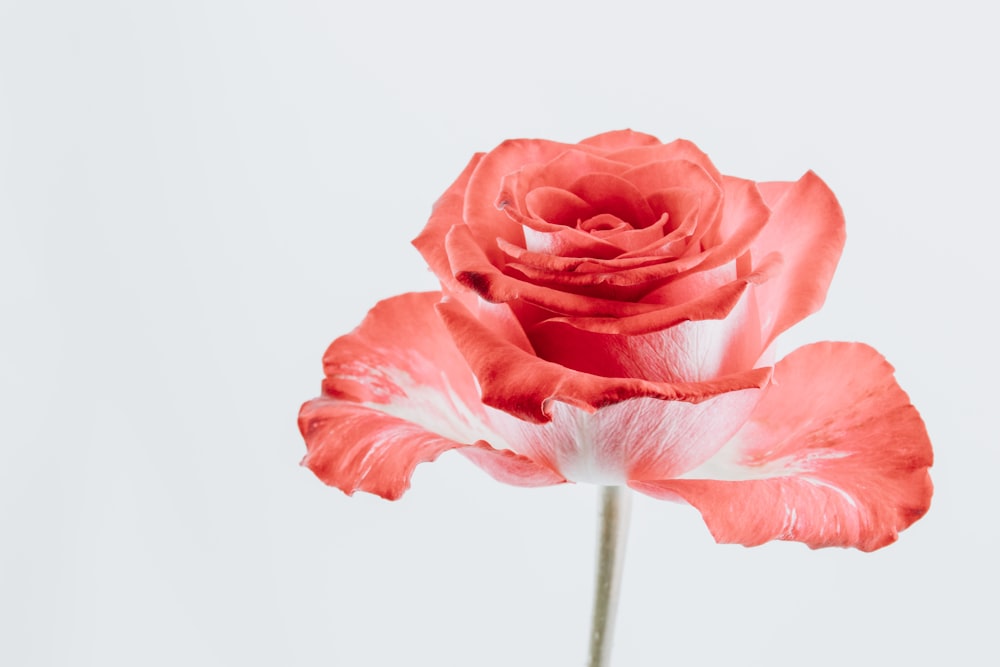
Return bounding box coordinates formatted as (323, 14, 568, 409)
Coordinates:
(580, 213, 631, 233)
(524, 186, 596, 227)
(568, 173, 658, 228)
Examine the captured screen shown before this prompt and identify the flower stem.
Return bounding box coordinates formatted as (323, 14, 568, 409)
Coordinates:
(587, 485, 632, 667)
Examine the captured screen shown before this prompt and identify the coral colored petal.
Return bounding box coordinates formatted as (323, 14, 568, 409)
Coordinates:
(412, 153, 484, 291)
(690, 176, 769, 271)
(622, 159, 722, 229)
(566, 173, 658, 227)
(498, 177, 769, 298)
(299, 292, 564, 498)
(578, 129, 663, 150)
(462, 139, 575, 258)
(436, 298, 772, 423)
(529, 286, 765, 384)
(522, 186, 596, 228)
(495, 231, 672, 274)
(445, 224, 668, 317)
(751, 172, 846, 345)
(630, 342, 933, 551)
(606, 139, 725, 185)
(544, 252, 781, 336)
(504, 150, 633, 210)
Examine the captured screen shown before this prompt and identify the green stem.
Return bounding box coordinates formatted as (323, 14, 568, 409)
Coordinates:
(587, 485, 632, 667)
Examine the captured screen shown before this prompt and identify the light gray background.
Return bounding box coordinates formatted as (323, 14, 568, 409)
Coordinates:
(1, 1, 996, 665)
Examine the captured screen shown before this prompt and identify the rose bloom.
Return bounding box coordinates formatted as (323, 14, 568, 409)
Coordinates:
(299, 130, 932, 551)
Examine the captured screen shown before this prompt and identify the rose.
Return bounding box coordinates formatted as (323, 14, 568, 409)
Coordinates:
(299, 130, 932, 551)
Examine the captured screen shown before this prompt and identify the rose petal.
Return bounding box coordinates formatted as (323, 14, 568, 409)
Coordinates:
(495, 226, 675, 274)
(630, 342, 933, 551)
(522, 186, 596, 229)
(622, 159, 723, 238)
(445, 224, 670, 317)
(528, 281, 764, 383)
(412, 153, 484, 291)
(578, 129, 663, 150)
(507, 173, 768, 302)
(751, 171, 847, 345)
(462, 138, 580, 258)
(539, 252, 781, 337)
(689, 176, 770, 271)
(299, 292, 564, 498)
(436, 298, 772, 423)
(489, 390, 763, 485)
(565, 172, 658, 228)
(503, 149, 634, 212)
(300, 401, 563, 498)
(605, 138, 725, 185)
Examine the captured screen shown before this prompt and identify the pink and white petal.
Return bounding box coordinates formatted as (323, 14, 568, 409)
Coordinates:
(300, 292, 564, 498)
(750, 172, 847, 346)
(436, 298, 773, 423)
(529, 278, 768, 384)
(631, 342, 933, 551)
(491, 388, 764, 485)
(300, 402, 561, 499)
(519, 216, 628, 259)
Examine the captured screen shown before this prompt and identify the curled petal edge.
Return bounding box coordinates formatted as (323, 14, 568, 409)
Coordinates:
(300, 400, 565, 500)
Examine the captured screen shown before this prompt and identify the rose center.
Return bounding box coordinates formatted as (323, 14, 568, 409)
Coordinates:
(578, 213, 632, 233)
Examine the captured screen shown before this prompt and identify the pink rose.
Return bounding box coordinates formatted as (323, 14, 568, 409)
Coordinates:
(299, 130, 932, 551)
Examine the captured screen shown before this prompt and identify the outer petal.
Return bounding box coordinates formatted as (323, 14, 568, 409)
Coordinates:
(578, 129, 663, 150)
(631, 342, 933, 551)
(413, 153, 483, 291)
(299, 292, 565, 498)
(605, 138, 725, 185)
(751, 172, 847, 345)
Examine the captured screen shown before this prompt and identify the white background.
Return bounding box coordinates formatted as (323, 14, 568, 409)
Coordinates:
(1, 1, 996, 665)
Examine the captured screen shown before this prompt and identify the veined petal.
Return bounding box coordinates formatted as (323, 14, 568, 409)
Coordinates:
(299, 292, 564, 498)
(631, 342, 933, 551)
(489, 390, 763, 486)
